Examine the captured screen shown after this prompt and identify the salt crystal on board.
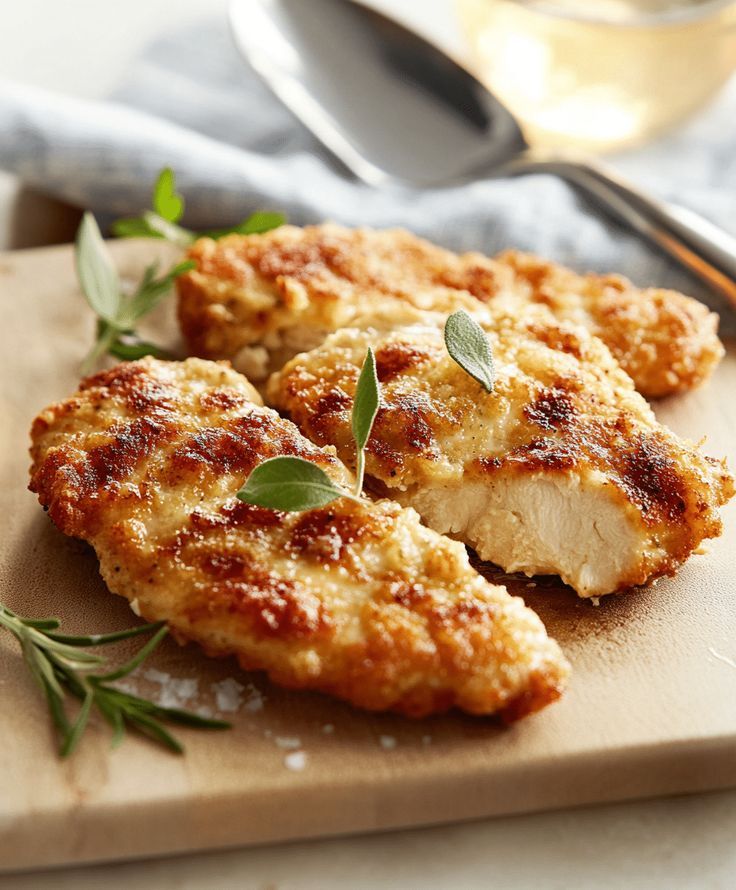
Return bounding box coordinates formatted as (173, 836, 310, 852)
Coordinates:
(242, 683, 265, 713)
(284, 750, 308, 771)
(275, 736, 302, 750)
(143, 669, 198, 708)
(379, 735, 397, 750)
(212, 677, 245, 712)
(322, 723, 335, 735)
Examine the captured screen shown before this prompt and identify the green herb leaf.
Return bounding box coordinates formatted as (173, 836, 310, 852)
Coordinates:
(237, 456, 350, 512)
(0, 603, 231, 757)
(141, 211, 195, 248)
(201, 211, 287, 240)
(152, 167, 185, 223)
(110, 217, 165, 239)
(47, 620, 165, 647)
(112, 167, 286, 245)
(444, 309, 495, 393)
(75, 212, 121, 323)
(351, 347, 379, 496)
(75, 218, 193, 372)
(107, 335, 173, 362)
(116, 259, 196, 329)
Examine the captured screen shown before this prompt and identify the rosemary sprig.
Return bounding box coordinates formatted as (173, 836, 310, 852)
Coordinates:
(0, 603, 230, 757)
(111, 167, 286, 245)
(237, 347, 379, 511)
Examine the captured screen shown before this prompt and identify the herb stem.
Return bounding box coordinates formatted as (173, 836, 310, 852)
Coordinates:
(81, 322, 118, 375)
(0, 603, 231, 757)
(354, 449, 366, 498)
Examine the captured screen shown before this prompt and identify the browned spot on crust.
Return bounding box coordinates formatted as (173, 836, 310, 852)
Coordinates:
(499, 671, 565, 723)
(255, 236, 357, 287)
(199, 388, 249, 412)
(374, 341, 433, 382)
(191, 501, 285, 531)
(436, 261, 504, 302)
(169, 414, 335, 481)
(475, 438, 578, 475)
(287, 506, 374, 563)
(35, 417, 173, 501)
(374, 395, 435, 452)
(80, 362, 176, 416)
(315, 387, 352, 416)
(527, 323, 583, 359)
(620, 435, 687, 522)
(524, 388, 578, 431)
(186, 571, 330, 640)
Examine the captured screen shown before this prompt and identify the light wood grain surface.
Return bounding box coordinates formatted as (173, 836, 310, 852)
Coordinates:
(1, 240, 735, 873)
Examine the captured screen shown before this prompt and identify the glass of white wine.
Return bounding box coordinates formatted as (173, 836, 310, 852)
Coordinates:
(457, 0, 736, 151)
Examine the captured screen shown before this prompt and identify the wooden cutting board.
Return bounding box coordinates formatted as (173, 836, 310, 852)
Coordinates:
(1, 240, 735, 873)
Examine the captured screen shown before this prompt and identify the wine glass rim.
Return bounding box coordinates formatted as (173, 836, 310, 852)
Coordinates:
(508, 0, 736, 27)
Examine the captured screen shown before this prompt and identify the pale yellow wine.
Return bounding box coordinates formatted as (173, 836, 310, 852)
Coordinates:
(458, 0, 736, 151)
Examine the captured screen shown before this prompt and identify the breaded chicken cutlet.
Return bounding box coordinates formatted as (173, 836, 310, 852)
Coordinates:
(177, 224, 723, 396)
(29, 357, 569, 719)
(270, 305, 734, 599)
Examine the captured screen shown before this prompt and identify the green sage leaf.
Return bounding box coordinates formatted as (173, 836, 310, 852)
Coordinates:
(351, 347, 379, 495)
(75, 212, 121, 324)
(444, 309, 495, 393)
(237, 456, 348, 512)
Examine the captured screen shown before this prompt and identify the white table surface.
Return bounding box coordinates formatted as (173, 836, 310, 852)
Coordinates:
(1, 2, 735, 887)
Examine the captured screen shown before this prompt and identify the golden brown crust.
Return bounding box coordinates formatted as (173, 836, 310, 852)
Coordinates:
(270, 306, 734, 597)
(29, 357, 569, 719)
(494, 251, 724, 398)
(177, 224, 723, 395)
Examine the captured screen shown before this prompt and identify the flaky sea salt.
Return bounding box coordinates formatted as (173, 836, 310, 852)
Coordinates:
(275, 736, 302, 750)
(242, 683, 265, 713)
(143, 669, 199, 708)
(143, 668, 171, 686)
(284, 750, 307, 771)
(321, 723, 335, 735)
(422, 735, 432, 746)
(379, 735, 397, 750)
(212, 678, 245, 713)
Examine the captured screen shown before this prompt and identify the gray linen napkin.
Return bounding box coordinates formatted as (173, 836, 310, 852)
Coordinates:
(1, 14, 734, 328)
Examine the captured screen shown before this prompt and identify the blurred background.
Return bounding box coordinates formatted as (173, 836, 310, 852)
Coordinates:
(1, 0, 735, 250)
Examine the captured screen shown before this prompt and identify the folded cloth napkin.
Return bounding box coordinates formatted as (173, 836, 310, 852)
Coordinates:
(1, 14, 735, 328)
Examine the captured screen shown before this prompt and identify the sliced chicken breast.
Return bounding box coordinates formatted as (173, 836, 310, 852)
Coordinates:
(29, 357, 569, 719)
(269, 306, 734, 598)
(177, 224, 723, 396)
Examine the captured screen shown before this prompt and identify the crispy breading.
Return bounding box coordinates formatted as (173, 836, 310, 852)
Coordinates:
(177, 224, 723, 396)
(269, 306, 734, 598)
(494, 250, 724, 398)
(28, 357, 569, 719)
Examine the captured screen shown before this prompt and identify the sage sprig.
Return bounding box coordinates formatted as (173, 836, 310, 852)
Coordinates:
(237, 347, 379, 512)
(112, 167, 286, 245)
(0, 603, 230, 757)
(350, 345, 379, 496)
(76, 212, 195, 373)
(444, 309, 496, 393)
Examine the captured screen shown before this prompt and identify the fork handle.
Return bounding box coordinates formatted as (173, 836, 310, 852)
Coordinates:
(505, 148, 736, 308)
